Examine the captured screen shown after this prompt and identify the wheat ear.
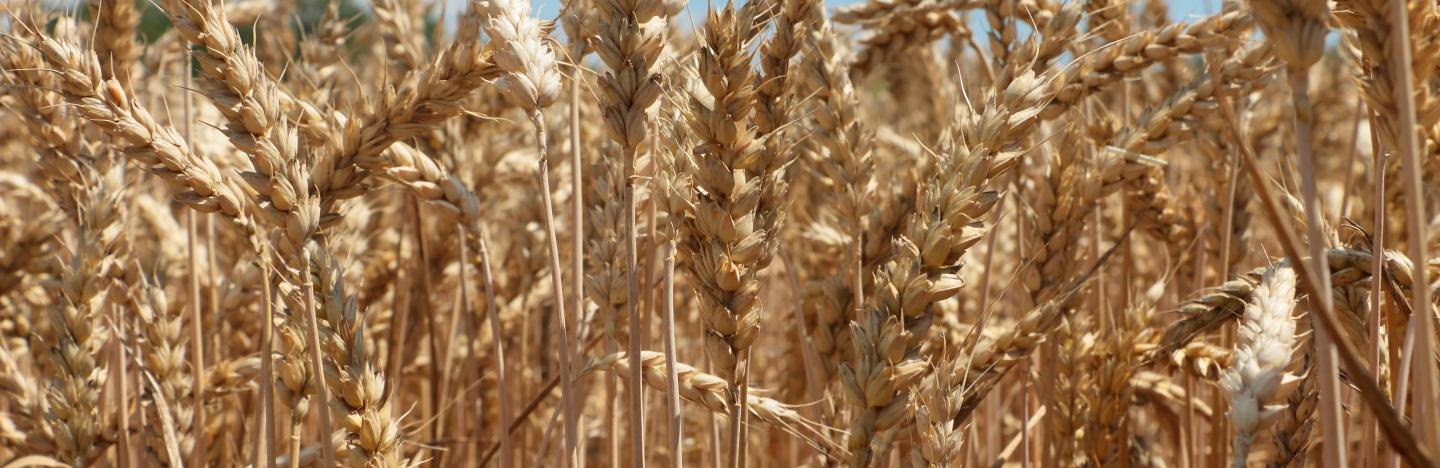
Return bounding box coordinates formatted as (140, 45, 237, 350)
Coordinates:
(1157, 249, 1419, 358)
(675, 4, 776, 465)
(842, 133, 1012, 465)
(1221, 265, 1300, 466)
(46, 167, 128, 464)
(133, 275, 195, 466)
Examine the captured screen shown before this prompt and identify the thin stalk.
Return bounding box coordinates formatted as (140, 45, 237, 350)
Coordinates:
(1396, 303, 1419, 415)
(1201, 249, 1223, 468)
(568, 57, 588, 468)
(977, 195, 1003, 462)
(1216, 121, 1243, 468)
(736, 351, 752, 467)
(707, 351, 723, 468)
(288, 418, 302, 468)
(1219, 151, 1240, 286)
(258, 266, 277, 468)
(439, 230, 468, 464)
(1182, 372, 1195, 468)
(412, 195, 443, 463)
(455, 227, 476, 463)
(1286, 70, 1348, 466)
(530, 110, 578, 466)
(300, 259, 336, 467)
(534, 405, 565, 465)
(996, 405, 1047, 466)
(729, 366, 745, 467)
(623, 141, 646, 468)
(1386, 0, 1439, 451)
(187, 212, 207, 467)
(384, 224, 403, 357)
(643, 137, 664, 465)
(383, 208, 412, 407)
(1023, 363, 1032, 468)
(519, 268, 533, 456)
(183, 40, 208, 466)
(206, 216, 219, 371)
(478, 233, 512, 468)
(662, 239, 683, 468)
(606, 355, 620, 467)
(113, 306, 131, 468)
(778, 250, 825, 422)
(1337, 95, 1366, 224)
(1368, 111, 1386, 468)
(475, 335, 604, 462)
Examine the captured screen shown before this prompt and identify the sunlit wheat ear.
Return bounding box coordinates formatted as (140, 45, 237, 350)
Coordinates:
(796, 0, 872, 393)
(478, 0, 562, 112)
(589, 0, 671, 461)
(24, 35, 250, 221)
(1157, 248, 1416, 359)
(843, 127, 1009, 465)
(42, 166, 128, 465)
(1221, 265, 1300, 466)
(908, 354, 964, 466)
(1038, 10, 1252, 121)
(672, 3, 780, 465)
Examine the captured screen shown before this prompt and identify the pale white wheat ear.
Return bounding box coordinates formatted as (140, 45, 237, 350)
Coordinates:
(477, 0, 563, 112)
(1221, 265, 1299, 467)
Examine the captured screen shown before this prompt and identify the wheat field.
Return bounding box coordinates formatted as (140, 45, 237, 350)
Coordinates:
(0, 0, 1437, 465)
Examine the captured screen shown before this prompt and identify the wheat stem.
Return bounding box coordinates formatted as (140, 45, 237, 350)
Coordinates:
(1384, 0, 1440, 451)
